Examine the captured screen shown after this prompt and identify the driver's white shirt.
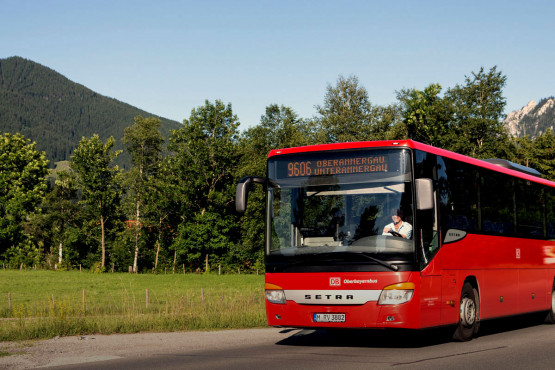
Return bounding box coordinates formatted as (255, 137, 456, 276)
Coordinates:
(382, 221, 413, 239)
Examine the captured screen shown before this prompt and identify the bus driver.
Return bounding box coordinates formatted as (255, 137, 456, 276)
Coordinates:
(382, 209, 412, 239)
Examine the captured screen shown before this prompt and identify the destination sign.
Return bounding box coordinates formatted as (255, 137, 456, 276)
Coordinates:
(267, 149, 410, 181)
(286, 155, 389, 177)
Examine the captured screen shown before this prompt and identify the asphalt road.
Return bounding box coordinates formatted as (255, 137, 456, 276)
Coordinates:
(2, 314, 554, 369)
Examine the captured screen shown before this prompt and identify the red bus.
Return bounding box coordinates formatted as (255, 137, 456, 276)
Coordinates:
(236, 140, 555, 341)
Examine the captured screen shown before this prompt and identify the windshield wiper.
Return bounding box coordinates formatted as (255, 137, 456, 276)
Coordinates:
(316, 252, 399, 271)
(350, 252, 399, 271)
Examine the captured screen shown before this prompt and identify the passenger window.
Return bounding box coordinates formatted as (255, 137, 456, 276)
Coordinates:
(480, 173, 515, 235)
(415, 151, 440, 266)
(515, 180, 543, 238)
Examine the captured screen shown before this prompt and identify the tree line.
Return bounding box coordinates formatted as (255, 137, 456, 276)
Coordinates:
(1, 66, 554, 273)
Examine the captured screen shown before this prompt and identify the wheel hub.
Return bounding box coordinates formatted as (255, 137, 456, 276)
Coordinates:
(460, 297, 476, 327)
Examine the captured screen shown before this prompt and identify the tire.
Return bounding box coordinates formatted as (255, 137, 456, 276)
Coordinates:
(453, 282, 479, 341)
(472, 288, 481, 335)
(545, 282, 555, 324)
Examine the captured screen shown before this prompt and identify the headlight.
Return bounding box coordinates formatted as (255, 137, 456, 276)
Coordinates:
(378, 282, 415, 305)
(265, 283, 286, 304)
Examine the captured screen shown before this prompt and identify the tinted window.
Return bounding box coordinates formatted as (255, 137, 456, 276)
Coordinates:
(438, 155, 551, 239)
(480, 172, 515, 235)
(443, 158, 479, 232)
(547, 189, 555, 239)
(515, 180, 544, 238)
(414, 150, 439, 265)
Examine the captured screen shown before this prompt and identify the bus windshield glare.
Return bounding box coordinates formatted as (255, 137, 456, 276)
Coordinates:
(267, 149, 414, 262)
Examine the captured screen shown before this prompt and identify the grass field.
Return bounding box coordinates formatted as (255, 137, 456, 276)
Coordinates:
(0, 270, 266, 341)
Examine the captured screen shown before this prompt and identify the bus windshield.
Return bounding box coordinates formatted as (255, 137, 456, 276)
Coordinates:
(267, 149, 415, 264)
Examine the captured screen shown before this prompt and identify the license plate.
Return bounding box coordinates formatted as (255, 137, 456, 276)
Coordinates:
(313, 313, 346, 323)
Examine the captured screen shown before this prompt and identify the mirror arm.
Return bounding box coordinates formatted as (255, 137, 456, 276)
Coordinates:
(235, 176, 266, 213)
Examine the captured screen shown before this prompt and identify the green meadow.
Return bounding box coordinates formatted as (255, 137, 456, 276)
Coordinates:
(0, 270, 266, 341)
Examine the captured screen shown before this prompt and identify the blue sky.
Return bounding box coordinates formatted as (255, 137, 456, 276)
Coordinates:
(2, 0, 554, 130)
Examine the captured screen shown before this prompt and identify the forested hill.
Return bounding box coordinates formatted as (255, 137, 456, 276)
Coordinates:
(0, 56, 182, 167)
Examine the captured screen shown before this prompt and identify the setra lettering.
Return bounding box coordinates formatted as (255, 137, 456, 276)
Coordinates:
(304, 294, 354, 300)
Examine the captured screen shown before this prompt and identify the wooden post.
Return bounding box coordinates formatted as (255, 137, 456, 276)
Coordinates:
(82, 289, 86, 312)
(80, 264, 82, 272)
(146, 288, 149, 308)
(218, 264, 221, 276)
(8, 293, 11, 310)
(205, 254, 209, 272)
(183, 264, 185, 274)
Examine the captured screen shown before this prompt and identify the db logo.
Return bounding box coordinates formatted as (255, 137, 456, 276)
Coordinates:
(329, 277, 341, 286)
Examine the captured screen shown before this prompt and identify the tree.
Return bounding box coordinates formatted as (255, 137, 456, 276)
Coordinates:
(0, 133, 49, 265)
(371, 104, 404, 141)
(445, 66, 510, 158)
(70, 135, 122, 270)
(513, 135, 537, 167)
(237, 105, 311, 269)
(314, 75, 379, 143)
(532, 129, 555, 180)
(516, 130, 555, 180)
(122, 116, 164, 272)
(146, 158, 180, 271)
(168, 100, 240, 270)
(242, 105, 310, 175)
(29, 170, 82, 269)
(397, 83, 453, 147)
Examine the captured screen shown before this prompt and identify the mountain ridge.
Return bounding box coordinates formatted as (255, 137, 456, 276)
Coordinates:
(0, 56, 182, 168)
(504, 97, 555, 138)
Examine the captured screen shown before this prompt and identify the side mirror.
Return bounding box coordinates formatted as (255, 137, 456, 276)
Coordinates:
(236, 176, 266, 213)
(415, 178, 434, 210)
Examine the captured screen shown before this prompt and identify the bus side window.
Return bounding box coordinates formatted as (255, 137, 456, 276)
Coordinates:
(414, 150, 440, 266)
(548, 190, 555, 239)
(441, 157, 479, 233)
(419, 206, 439, 262)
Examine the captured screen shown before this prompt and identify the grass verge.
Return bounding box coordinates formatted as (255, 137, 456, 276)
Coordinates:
(0, 270, 266, 341)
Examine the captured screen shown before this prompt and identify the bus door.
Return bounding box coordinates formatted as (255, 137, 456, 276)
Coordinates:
(416, 177, 442, 327)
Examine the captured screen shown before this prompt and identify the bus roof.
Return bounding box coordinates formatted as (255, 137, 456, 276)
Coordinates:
(267, 140, 555, 188)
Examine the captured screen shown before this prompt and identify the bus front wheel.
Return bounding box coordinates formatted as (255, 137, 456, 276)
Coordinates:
(546, 282, 555, 324)
(453, 282, 479, 341)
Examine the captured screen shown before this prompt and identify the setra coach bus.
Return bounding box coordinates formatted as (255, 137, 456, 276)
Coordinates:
(236, 140, 555, 341)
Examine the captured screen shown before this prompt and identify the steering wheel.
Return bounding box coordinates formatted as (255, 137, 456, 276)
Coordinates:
(388, 230, 403, 238)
